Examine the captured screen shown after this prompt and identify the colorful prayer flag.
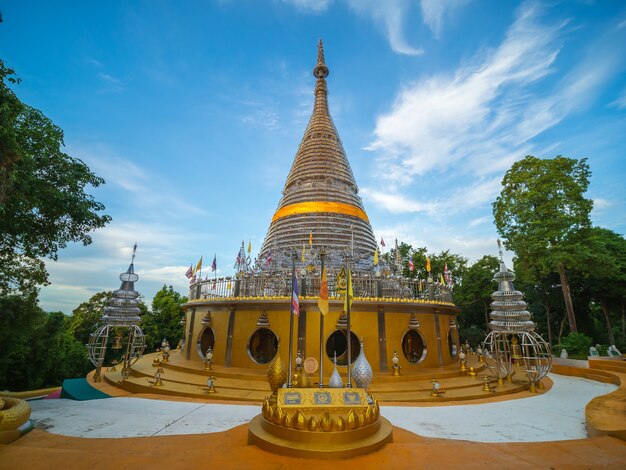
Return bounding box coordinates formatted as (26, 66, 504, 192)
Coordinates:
(440, 273, 445, 284)
(185, 265, 193, 279)
(292, 274, 300, 316)
(373, 248, 379, 266)
(195, 256, 203, 274)
(211, 254, 217, 272)
(408, 259, 414, 271)
(247, 240, 252, 254)
(426, 258, 431, 272)
(380, 238, 386, 248)
(265, 253, 272, 267)
(318, 267, 329, 315)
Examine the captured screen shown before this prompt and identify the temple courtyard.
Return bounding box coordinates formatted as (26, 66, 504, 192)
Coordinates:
(2, 366, 625, 469)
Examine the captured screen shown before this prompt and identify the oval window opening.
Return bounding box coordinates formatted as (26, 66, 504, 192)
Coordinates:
(402, 330, 426, 364)
(196, 327, 215, 359)
(248, 328, 278, 365)
(325, 329, 360, 366)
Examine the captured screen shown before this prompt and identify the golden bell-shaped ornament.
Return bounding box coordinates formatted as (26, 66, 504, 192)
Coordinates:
(346, 410, 358, 430)
(284, 412, 295, 429)
(294, 410, 306, 430)
(320, 412, 333, 432)
(366, 404, 375, 424)
(267, 343, 288, 393)
(333, 416, 345, 431)
(307, 416, 318, 431)
(273, 406, 284, 426)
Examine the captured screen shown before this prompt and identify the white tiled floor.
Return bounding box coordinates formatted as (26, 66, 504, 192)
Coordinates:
(29, 373, 616, 442)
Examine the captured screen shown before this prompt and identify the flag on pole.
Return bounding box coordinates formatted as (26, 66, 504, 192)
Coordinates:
(195, 256, 203, 274)
(185, 265, 193, 279)
(211, 254, 217, 272)
(301, 243, 306, 263)
(440, 273, 445, 284)
(318, 267, 329, 315)
(380, 238, 386, 248)
(265, 253, 272, 267)
(247, 240, 252, 254)
(309, 231, 313, 248)
(291, 273, 300, 316)
(373, 248, 379, 266)
(408, 259, 414, 271)
(419, 279, 423, 292)
(343, 267, 353, 313)
(426, 258, 431, 272)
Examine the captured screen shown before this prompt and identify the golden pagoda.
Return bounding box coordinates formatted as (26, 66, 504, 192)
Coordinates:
(179, 40, 460, 376)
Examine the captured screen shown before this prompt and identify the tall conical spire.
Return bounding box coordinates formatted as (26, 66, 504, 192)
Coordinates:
(259, 41, 377, 270)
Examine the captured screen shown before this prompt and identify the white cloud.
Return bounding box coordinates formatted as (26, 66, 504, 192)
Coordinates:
(345, 0, 423, 55)
(280, 0, 333, 13)
(420, 0, 472, 36)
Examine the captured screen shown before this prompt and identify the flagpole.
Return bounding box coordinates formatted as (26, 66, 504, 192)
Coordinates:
(346, 258, 352, 388)
(319, 248, 326, 388)
(287, 255, 296, 388)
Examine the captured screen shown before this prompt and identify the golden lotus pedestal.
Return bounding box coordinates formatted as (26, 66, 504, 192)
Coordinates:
(247, 387, 393, 459)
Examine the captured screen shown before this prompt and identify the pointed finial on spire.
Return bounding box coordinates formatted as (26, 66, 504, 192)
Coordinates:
(131, 243, 138, 263)
(497, 239, 504, 262)
(313, 38, 329, 79)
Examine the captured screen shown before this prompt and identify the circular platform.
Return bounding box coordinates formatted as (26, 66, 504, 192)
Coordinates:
(247, 414, 393, 459)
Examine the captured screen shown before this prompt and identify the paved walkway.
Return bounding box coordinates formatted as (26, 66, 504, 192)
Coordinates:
(29, 374, 616, 442)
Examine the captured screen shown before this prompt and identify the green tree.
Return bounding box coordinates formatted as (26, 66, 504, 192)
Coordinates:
(454, 255, 499, 330)
(141, 286, 187, 351)
(584, 228, 626, 346)
(0, 60, 111, 295)
(67, 291, 114, 345)
(0, 295, 89, 391)
(493, 156, 593, 333)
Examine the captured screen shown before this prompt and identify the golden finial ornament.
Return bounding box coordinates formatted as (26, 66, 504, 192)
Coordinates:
(267, 343, 288, 394)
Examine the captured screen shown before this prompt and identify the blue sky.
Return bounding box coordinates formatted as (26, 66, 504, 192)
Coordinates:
(1, 0, 625, 313)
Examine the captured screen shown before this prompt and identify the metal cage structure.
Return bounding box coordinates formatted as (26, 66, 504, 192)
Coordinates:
(86, 246, 146, 382)
(482, 243, 551, 388)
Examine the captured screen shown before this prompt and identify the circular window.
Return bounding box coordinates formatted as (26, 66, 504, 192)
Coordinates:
(248, 328, 278, 365)
(196, 327, 215, 359)
(402, 330, 427, 364)
(448, 331, 457, 357)
(325, 330, 360, 366)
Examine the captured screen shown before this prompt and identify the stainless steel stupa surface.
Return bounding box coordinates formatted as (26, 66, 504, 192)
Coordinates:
(258, 40, 377, 271)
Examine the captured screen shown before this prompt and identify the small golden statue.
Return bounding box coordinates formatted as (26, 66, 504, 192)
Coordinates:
(430, 379, 445, 397)
(391, 351, 401, 376)
(204, 346, 213, 370)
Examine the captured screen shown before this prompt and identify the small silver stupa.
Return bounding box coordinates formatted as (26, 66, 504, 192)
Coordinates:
(482, 241, 551, 390)
(87, 244, 146, 381)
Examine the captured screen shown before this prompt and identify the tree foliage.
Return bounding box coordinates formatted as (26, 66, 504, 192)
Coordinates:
(141, 285, 187, 351)
(454, 255, 500, 331)
(0, 59, 111, 295)
(0, 295, 90, 391)
(493, 156, 593, 333)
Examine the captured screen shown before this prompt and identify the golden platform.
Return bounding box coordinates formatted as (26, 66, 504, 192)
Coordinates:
(95, 349, 539, 403)
(247, 387, 393, 459)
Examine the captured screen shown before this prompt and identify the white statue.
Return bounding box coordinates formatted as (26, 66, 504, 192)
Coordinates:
(608, 345, 622, 357)
(589, 346, 599, 357)
(560, 348, 568, 359)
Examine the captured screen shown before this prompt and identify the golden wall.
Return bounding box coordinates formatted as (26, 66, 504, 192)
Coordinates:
(182, 299, 460, 373)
